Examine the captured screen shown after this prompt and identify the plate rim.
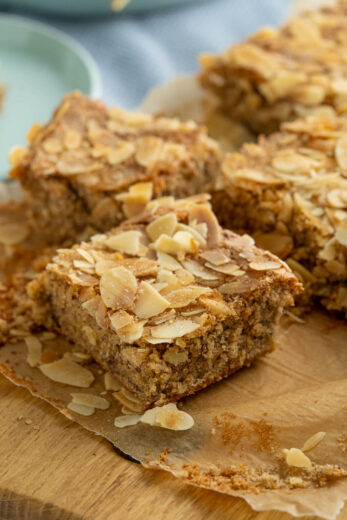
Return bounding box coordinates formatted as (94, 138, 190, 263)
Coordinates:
(0, 13, 103, 98)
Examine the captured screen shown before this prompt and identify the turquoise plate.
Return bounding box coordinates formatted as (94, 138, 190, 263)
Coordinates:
(0, 14, 102, 178)
(0, 0, 202, 16)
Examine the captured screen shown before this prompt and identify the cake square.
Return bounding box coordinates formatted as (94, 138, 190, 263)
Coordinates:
(199, 2, 347, 134)
(29, 195, 300, 411)
(10, 92, 221, 244)
(212, 116, 347, 316)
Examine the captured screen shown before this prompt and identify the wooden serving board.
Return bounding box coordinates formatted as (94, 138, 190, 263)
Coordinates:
(0, 375, 346, 520)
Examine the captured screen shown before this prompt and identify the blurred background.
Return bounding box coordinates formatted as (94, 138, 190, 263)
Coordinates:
(0, 0, 292, 107)
(0, 0, 292, 176)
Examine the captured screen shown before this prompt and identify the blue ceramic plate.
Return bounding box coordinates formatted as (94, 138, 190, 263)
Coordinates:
(0, 0, 202, 16)
(0, 14, 102, 178)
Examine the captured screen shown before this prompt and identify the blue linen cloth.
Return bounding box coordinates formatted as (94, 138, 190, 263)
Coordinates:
(4, 0, 291, 108)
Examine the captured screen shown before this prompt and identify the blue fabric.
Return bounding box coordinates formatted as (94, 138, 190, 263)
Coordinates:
(4, 0, 291, 108)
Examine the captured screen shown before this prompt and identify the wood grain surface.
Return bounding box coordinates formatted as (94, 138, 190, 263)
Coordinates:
(0, 375, 346, 520)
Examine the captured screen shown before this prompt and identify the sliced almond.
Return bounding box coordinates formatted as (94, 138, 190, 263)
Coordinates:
(335, 135, 347, 171)
(301, 432, 326, 452)
(134, 281, 170, 319)
(181, 258, 219, 281)
(327, 189, 347, 209)
(0, 222, 28, 246)
(117, 320, 146, 343)
(189, 204, 220, 247)
(82, 295, 108, 328)
(145, 337, 173, 344)
(71, 393, 109, 410)
(135, 136, 163, 167)
(285, 448, 312, 468)
(141, 403, 194, 431)
(105, 230, 143, 256)
(156, 251, 182, 271)
(116, 182, 153, 218)
(153, 232, 198, 257)
(163, 348, 189, 365)
(166, 286, 211, 308)
(146, 214, 177, 242)
(174, 223, 206, 247)
(335, 225, 347, 247)
(39, 359, 94, 388)
(199, 250, 230, 265)
(63, 351, 92, 364)
(76, 248, 95, 264)
(172, 231, 199, 254)
(67, 402, 95, 416)
(205, 262, 240, 275)
(25, 336, 42, 368)
(151, 319, 200, 339)
(107, 141, 135, 165)
(104, 372, 121, 391)
(114, 414, 142, 428)
(99, 266, 137, 310)
(109, 310, 134, 331)
(249, 261, 282, 271)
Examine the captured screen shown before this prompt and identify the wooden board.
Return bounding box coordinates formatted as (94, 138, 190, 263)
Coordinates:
(0, 375, 346, 520)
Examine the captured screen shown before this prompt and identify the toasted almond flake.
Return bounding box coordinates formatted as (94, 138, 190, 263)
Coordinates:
(107, 141, 135, 165)
(81, 325, 97, 346)
(145, 337, 173, 344)
(141, 403, 194, 431)
(42, 137, 63, 154)
(112, 391, 144, 413)
(117, 320, 146, 343)
(151, 319, 200, 339)
(73, 260, 95, 273)
(163, 349, 189, 365)
(199, 250, 230, 265)
(109, 310, 133, 331)
(172, 231, 199, 254)
(116, 182, 153, 218)
(105, 230, 143, 256)
(199, 295, 230, 315)
(255, 232, 293, 259)
(327, 189, 347, 209)
(104, 372, 121, 391)
(63, 351, 92, 364)
(76, 248, 95, 264)
(39, 359, 94, 388)
(166, 286, 211, 308)
(8, 145, 28, 166)
(114, 414, 142, 428)
(67, 402, 95, 416)
(146, 214, 177, 242)
(153, 233, 197, 257)
(134, 281, 170, 319)
(156, 251, 182, 271)
(249, 261, 282, 271)
(175, 223, 207, 247)
(189, 205, 220, 247)
(335, 135, 347, 171)
(335, 225, 347, 246)
(181, 258, 219, 281)
(302, 432, 326, 452)
(180, 308, 205, 316)
(205, 262, 240, 275)
(71, 393, 109, 410)
(99, 266, 137, 310)
(286, 258, 316, 283)
(135, 136, 163, 167)
(64, 129, 82, 150)
(25, 336, 42, 368)
(26, 123, 41, 143)
(82, 295, 108, 328)
(285, 448, 312, 468)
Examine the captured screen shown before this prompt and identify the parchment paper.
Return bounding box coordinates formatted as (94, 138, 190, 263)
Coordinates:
(0, 1, 346, 517)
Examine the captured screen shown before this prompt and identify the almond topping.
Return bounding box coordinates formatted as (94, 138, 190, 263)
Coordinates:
(163, 348, 189, 365)
(117, 320, 146, 343)
(105, 230, 143, 256)
(67, 402, 95, 416)
(151, 319, 200, 339)
(116, 182, 153, 218)
(39, 359, 94, 388)
(107, 141, 135, 165)
(199, 250, 230, 265)
(134, 281, 170, 318)
(114, 415, 142, 428)
(285, 448, 312, 468)
(335, 224, 347, 246)
(205, 262, 240, 275)
(166, 286, 211, 308)
(249, 261, 282, 271)
(156, 251, 182, 271)
(25, 336, 42, 368)
(147, 213, 177, 242)
(335, 135, 347, 171)
(71, 393, 110, 410)
(99, 266, 137, 310)
(141, 403, 194, 431)
(302, 432, 326, 452)
(135, 136, 163, 167)
(189, 205, 220, 247)
(109, 310, 133, 331)
(182, 259, 219, 281)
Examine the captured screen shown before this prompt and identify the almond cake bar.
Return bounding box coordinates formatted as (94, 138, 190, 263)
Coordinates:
(199, 1, 347, 134)
(9, 92, 221, 244)
(29, 195, 300, 411)
(212, 116, 347, 316)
